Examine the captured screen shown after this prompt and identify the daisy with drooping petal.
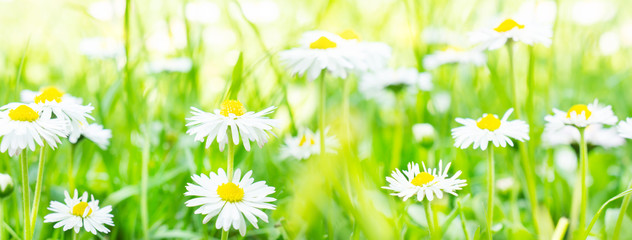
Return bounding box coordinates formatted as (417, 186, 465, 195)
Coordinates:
(383, 160, 466, 202)
(23, 87, 95, 143)
(186, 100, 278, 151)
(43, 190, 114, 235)
(78, 123, 112, 150)
(542, 123, 623, 149)
(451, 108, 529, 151)
(359, 67, 432, 106)
(0, 103, 68, 157)
(544, 99, 618, 128)
(469, 18, 552, 50)
(279, 31, 356, 81)
(618, 118, 632, 139)
(280, 128, 340, 160)
(423, 46, 487, 70)
(184, 168, 276, 236)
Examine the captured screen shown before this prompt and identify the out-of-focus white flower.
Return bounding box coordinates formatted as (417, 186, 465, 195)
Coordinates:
(80, 124, 112, 150)
(599, 31, 620, 56)
(241, 0, 279, 23)
(88, 0, 125, 21)
(78, 37, 124, 59)
(359, 68, 431, 106)
(412, 123, 436, 147)
(185, 1, 220, 24)
(555, 147, 578, 173)
(516, 1, 557, 25)
(470, 18, 552, 50)
(571, 1, 615, 26)
(279, 34, 355, 81)
(146, 58, 193, 73)
(0, 173, 14, 198)
(432, 92, 451, 114)
(542, 124, 624, 148)
(620, 20, 632, 47)
(496, 177, 515, 192)
(618, 118, 632, 139)
(423, 47, 486, 70)
(280, 128, 339, 160)
(146, 21, 188, 54)
(422, 27, 460, 45)
(452, 109, 529, 151)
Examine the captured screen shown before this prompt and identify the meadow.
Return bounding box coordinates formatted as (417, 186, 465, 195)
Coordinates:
(1, 0, 632, 239)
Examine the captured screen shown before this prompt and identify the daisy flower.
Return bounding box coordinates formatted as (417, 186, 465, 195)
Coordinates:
(423, 46, 486, 70)
(383, 160, 467, 201)
(359, 67, 432, 106)
(78, 37, 124, 59)
(78, 123, 112, 150)
(0, 103, 68, 157)
(23, 87, 95, 143)
(279, 31, 356, 81)
(184, 168, 276, 236)
(618, 118, 632, 139)
(280, 128, 340, 160)
(452, 108, 529, 150)
(186, 100, 278, 151)
(470, 18, 552, 50)
(43, 190, 114, 235)
(544, 99, 618, 129)
(542, 123, 623, 148)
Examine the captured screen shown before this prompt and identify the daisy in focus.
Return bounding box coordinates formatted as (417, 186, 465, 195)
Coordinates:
(359, 67, 432, 106)
(280, 128, 340, 160)
(383, 160, 467, 201)
(542, 123, 623, 149)
(423, 46, 486, 70)
(77, 123, 112, 150)
(43, 190, 114, 235)
(544, 99, 618, 129)
(184, 168, 276, 236)
(0, 103, 68, 156)
(452, 108, 529, 150)
(279, 31, 356, 81)
(470, 18, 552, 50)
(617, 118, 632, 139)
(186, 100, 278, 151)
(22, 87, 95, 143)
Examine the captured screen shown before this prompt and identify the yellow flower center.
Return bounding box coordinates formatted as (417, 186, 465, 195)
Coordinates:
(567, 104, 591, 119)
(217, 182, 244, 203)
(299, 135, 316, 147)
(8, 105, 39, 122)
(411, 172, 435, 186)
(220, 100, 246, 117)
(339, 30, 360, 40)
(34, 87, 64, 104)
(477, 114, 501, 131)
(309, 37, 337, 49)
(71, 202, 93, 217)
(494, 19, 525, 32)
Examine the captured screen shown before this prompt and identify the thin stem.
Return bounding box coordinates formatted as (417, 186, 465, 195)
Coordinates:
(141, 140, 149, 240)
(20, 153, 31, 240)
(578, 127, 588, 237)
(457, 200, 470, 240)
(423, 201, 435, 239)
(227, 139, 235, 182)
(487, 146, 494, 240)
(432, 203, 441, 239)
(30, 147, 46, 231)
(68, 145, 75, 191)
(0, 199, 4, 240)
(551, 217, 569, 240)
(221, 230, 228, 240)
(613, 179, 632, 240)
(318, 71, 326, 159)
(73, 231, 78, 240)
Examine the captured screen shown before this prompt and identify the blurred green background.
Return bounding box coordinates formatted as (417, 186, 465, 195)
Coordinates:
(1, 0, 632, 239)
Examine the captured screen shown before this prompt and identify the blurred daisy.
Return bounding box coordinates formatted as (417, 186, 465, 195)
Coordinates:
(359, 68, 432, 106)
(618, 118, 632, 139)
(452, 108, 529, 150)
(423, 47, 486, 70)
(383, 160, 467, 201)
(544, 99, 618, 129)
(78, 37, 124, 59)
(43, 190, 114, 235)
(542, 123, 623, 148)
(184, 168, 276, 236)
(279, 32, 356, 81)
(470, 18, 552, 50)
(0, 173, 14, 198)
(0, 103, 68, 157)
(146, 57, 193, 73)
(412, 123, 437, 147)
(186, 100, 278, 151)
(78, 123, 112, 150)
(23, 87, 94, 143)
(280, 128, 340, 160)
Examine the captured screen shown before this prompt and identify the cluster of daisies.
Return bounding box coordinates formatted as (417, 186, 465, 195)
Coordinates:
(0, 87, 113, 236)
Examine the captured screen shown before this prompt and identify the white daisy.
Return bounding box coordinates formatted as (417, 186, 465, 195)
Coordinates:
(23, 87, 95, 143)
(78, 37, 124, 59)
(280, 128, 340, 160)
(184, 168, 276, 236)
(469, 18, 552, 50)
(617, 118, 632, 139)
(383, 160, 467, 202)
(423, 47, 486, 70)
(186, 100, 278, 151)
(279, 32, 356, 81)
(43, 190, 114, 235)
(79, 123, 112, 150)
(412, 123, 437, 147)
(0, 103, 68, 157)
(544, 99, 618, 128)
(146, 57, 193, 73)
(359, 67, 432, 106)
(452, 108, 529, 150)
(542, 123, 624, 148)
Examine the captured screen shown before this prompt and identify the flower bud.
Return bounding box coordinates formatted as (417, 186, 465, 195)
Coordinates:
(412, 123, 436, 148)
(0, 173, 14, 198)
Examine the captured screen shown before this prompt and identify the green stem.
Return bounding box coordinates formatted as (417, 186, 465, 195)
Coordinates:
(457, 200, 471, 240)
(318, 71, 326, 159)
(227, 139, 235, 182)
(432, 203, 441, 239)
(424, 201, 435, 239)
(1, 199, 4, 240)
(68, 145, 75, 191)
(613, 179, 632, 240)
(582, 188, 632, 240)
(20, 153, 30, 240)
(73, 231, 78, 240)
(577, 127, 588, 237)
(551, 217, 569, 240)
(30, 147, 46, 231)
(221, 230, 228, 240)
(487, 146, 494, 240)
(141, 140, 149, 240)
